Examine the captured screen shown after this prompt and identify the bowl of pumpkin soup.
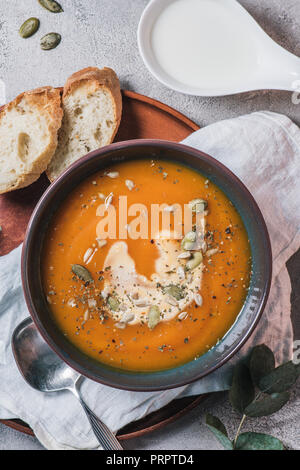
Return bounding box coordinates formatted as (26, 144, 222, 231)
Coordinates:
(22, 140, 272, 391)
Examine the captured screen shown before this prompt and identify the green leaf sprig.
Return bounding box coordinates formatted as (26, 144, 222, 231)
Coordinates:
(206, 344, 300, 450)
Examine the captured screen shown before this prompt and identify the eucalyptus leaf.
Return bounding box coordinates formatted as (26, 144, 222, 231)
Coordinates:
(229, 362, 255, 414)
(235, 432, 284, 450)
(206, 413, 228, 436)
(206, 414, 233, 450)
(249, 344, 275, 387)
(259, 361, 299, 394)
(244, 391, 290, 417)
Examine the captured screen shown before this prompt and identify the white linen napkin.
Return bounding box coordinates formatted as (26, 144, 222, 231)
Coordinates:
(0, 111, 299, 450)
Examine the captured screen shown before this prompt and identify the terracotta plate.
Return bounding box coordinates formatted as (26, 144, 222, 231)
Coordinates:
(0, 90, 205, 440)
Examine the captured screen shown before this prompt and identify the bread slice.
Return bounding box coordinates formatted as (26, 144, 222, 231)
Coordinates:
(0, 87, 62, 194)
(46, 67, 122, 181)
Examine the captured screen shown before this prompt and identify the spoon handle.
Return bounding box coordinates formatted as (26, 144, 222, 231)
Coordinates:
(78, 398, 123, 450)
(71, 384, 123, 450)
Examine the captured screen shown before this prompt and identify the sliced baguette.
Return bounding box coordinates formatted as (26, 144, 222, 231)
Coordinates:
(46, 67, 122, 181)
(0, 87, 62, 194)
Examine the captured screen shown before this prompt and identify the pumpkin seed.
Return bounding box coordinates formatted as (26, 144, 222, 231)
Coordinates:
(148, 306, 160, 330)
(19, 18, 40, 38)
(71, 264, 93, 284)
(163, 284, 184, 301)
(38, 0, 63, 13)
(185, 252, 203, 271)
(188, 198, 208, 213)
(107, 295, 120, 312)
(181, 231, 196, 250)
(40, 32, 61, 50)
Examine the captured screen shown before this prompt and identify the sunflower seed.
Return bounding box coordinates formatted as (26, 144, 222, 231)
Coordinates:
(166, 295, 178, 306)
(40, 32, 61, 50)
(83, 248, 93, 263)
(115, 322, 126, 329)
(122, 312, 135, 324)
(106, 171, 119, 178)
(101, 288, 109, 300)
(177, 251, 191, 259)
(96, 239, 107, 248)
(83, 309, 90, 321)
(125, 179, 135, 190)
(19, 18, 40, 38)
(194, 293, 203, 306)
(105, 192, 113, 209)
(177, 266, 185, 280)
(134, 298, 151, 307)
(206, 247, 219, 257)
(38, 0, 63, 13)
(178, 311, 188, 320)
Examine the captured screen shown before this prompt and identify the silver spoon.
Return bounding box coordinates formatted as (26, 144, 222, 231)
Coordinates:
(12, 317, 123, 450)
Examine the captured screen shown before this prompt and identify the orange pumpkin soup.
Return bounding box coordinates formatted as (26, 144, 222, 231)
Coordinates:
(42, 159, 251, 372)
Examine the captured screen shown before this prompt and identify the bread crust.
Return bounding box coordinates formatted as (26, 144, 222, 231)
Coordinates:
(0, 87, 63, 194)
(46, 67, 122, 181)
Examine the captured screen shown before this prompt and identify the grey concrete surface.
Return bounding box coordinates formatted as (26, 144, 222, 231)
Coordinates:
(0, 0, 299, 450)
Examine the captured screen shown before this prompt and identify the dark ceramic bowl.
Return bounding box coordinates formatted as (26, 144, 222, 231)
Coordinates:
(22, 140, 272, 391)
